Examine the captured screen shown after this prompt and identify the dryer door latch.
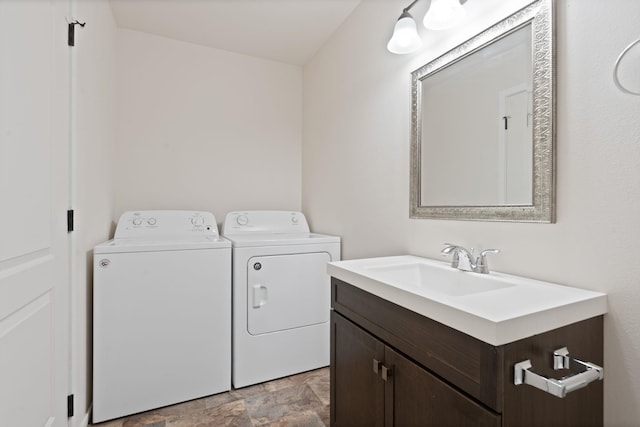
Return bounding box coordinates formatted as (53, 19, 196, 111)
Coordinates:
(252, 284, 268, 308)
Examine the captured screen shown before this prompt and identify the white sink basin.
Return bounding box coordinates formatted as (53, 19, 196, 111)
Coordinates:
(365, 262, 514, 297)
(328, 255, 607, 346)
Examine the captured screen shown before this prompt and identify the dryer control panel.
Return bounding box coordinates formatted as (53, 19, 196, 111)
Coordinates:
(114, 210, 219, 238)
(222, 211, 310, 235)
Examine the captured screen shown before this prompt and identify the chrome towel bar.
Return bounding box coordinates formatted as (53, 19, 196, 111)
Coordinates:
(514, 347, 604, 398)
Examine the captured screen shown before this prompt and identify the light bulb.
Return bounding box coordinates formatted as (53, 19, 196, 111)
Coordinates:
(423, 0, 466, 31)
(387, 11, 422, 54)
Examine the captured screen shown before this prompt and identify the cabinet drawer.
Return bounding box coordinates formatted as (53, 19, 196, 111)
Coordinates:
(331, 278, 502, 411)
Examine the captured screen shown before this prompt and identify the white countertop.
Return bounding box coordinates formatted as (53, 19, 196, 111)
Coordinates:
(328, 255, 607, 346)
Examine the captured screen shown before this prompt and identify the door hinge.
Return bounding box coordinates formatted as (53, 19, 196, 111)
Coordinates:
(68, 20, 86, 47)
(502, 116, 509, 130)
(67, 394, 74, 417)
(67, 209, 74, 232)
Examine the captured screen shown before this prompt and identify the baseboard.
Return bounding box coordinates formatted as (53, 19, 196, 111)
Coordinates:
(79, 405, 91, 427)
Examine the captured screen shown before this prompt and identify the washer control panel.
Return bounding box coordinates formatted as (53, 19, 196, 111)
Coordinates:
(114, 210, 219, 239)
(222, 211, 310, 235)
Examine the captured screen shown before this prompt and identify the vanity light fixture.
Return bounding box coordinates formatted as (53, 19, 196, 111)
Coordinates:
(387, 0, 466, 54)
(423, 0, 466, 30)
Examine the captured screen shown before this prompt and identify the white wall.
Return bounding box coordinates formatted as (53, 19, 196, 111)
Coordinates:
(74, 1, 118, 425)
(115, 29, 303, 224)
(303, 0, 640, 425)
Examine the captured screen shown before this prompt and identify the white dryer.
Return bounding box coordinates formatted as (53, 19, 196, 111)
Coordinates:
(93, 211, 231, 423)
(222, 211, 340, 388)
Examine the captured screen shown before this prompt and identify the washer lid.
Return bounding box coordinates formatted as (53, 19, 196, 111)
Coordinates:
(94, 235, 231, 254)
(223, 232, 339, 248)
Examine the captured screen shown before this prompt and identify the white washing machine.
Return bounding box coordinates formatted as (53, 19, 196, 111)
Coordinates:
(92, 210, 231, 423)
(222, 210, 340, 388)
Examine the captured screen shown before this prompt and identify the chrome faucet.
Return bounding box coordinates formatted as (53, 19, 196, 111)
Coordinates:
(441, 243, 499, 274)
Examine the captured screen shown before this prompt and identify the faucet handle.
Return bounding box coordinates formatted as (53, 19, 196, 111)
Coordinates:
(476, 249, 500, 274)
(441, 243, 460, 268)
(479, 249, 500, 256)
(442, 243, 471, 253)
(441, 243, 459, 256)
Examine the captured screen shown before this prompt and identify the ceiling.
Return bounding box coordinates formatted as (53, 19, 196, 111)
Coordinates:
(109, 0, 362, 66)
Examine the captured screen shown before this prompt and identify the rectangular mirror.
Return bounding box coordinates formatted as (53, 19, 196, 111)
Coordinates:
(410, 0, 555, 222)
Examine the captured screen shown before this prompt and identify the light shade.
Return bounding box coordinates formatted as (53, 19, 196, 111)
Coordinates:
(387, 11, 422, 54)
(423, 0, 466, 31)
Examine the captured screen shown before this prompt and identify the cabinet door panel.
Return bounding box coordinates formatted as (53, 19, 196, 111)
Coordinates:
(331, 312, 385, 427)
(385, 347, 501, 427)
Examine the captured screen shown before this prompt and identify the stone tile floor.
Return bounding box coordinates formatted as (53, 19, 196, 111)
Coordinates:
(91, 367, 330, 427)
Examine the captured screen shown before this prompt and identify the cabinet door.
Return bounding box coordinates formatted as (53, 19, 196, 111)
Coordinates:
(385, 347, 501, 427)
(331, 312, 385, 427)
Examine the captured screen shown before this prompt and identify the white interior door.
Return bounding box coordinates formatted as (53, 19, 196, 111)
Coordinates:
(0, 1, 70, 426)
(498, 85, 533, 204)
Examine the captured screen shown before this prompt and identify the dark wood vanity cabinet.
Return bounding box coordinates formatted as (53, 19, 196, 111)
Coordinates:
(330, 278, 604, 427)
(332, 312, 500, 427)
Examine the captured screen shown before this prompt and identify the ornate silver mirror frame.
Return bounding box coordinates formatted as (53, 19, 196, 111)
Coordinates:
(410, 0, 555, 222)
